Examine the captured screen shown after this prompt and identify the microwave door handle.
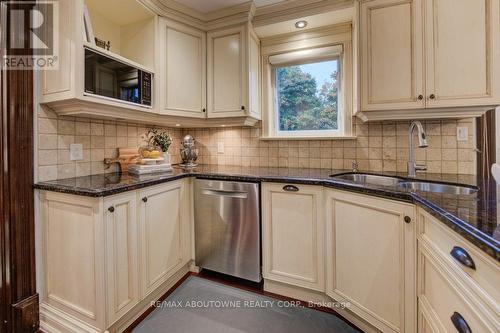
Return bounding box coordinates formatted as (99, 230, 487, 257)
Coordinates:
(202, 189, 248, 199)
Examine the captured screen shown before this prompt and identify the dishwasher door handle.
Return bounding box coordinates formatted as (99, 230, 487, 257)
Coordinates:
(202, 188, 248, 199)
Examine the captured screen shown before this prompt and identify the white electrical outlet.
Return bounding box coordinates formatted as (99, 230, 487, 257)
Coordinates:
(457, 127, 468, 141)
(69, 143, 83, 161)
(217, 142, 224, 154)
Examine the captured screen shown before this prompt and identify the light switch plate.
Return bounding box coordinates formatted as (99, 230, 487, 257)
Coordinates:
(457, 127, 468, 141)
(217, 142, 224, 154)
(69, 143, 83, 160)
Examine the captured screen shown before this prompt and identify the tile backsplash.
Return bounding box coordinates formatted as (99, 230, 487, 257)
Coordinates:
(37, 105, 477, 181)
(37, 105, 183, 181)
(180, 118, 476, 175)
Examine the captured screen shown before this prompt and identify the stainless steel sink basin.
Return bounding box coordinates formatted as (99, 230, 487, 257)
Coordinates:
(397, 181, 478, 195)
(332, 173, 402, 187)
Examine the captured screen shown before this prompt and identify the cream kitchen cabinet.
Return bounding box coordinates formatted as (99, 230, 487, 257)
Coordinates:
(207, 23, 261, 120)
(262, 183, 325, 291)
(138, 180, 192, 297)
(158, 18, 207, 118)
(103, 191, 140, 326)
(359, 0, 500, 120)
(325, 189, 416, 333)
(38, 178, 193, 333)
(359, 0, 425, 112)
(417, 209, 500, 333)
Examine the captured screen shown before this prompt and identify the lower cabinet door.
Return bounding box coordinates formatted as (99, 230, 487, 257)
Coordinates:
(138, 180, 188, 297)
(262, 183, 325, 291)
(325, 189, 416, 333)
(104, 191, 139, 325)
(40, 192, 106, 331)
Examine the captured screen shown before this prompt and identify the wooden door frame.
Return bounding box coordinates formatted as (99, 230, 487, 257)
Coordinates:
(476, 109, 496, 179)
(0, 1, 39, 332)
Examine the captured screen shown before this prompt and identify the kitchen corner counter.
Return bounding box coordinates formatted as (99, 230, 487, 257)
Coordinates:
(34, 165, 499, 262)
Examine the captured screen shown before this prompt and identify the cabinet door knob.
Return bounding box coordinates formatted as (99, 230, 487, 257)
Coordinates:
(429, 94, 436, 99)
(283, 185, 299, 192)
(241, 105, 245, 110)
(404, 216, 411, 223)
(202, 108, 206, 112)
(417, 94, 423, 100)
(108, 206, 115, 213)
(450, 246, 476, 270)
(451, 312, 472, 333)
(142, 197, 148, 203)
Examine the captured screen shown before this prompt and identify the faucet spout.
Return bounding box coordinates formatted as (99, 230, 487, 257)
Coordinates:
(408, 121, 428, 177)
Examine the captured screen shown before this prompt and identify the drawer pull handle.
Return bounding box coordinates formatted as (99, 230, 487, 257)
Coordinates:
(142, 197, 148, 203)
(451, 312, 472, 333)
(450, 246, 476, 270)
(283, 185, 299, 192)
(108, 206, 115, 213)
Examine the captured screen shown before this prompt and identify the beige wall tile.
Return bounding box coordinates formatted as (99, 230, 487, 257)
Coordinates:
(58, 120, 75, 135)
(38, 150, 58, 166)
(75, 121, 90, 135)
(90, 123, 104, 136)
(39, 134, 58, 149)
(74, 135, 91, 149)
(57, 135, 74, 149)
(91, 136, 105, 148)
(76, 162, 91, 177)
(39, 118, 57, 134)
(57, 164, 75, 179)
(38, 165, 57, 181)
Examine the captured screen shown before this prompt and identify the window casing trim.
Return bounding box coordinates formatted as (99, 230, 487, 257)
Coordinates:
(261, 24, 354, 139)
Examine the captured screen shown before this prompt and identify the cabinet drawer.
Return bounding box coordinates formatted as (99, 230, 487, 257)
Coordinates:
(418, 244, 497, 332)
(418, 209, 500, 312)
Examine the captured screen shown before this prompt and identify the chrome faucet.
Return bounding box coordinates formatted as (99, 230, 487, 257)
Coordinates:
(407, 121, 428, 177)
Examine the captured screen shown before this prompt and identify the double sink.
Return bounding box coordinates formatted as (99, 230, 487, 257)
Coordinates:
(331, 173, 478, 195)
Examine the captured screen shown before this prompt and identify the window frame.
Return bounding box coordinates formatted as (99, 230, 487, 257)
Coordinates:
(271, 54, 344, 138)
(260, 23, 354, 140)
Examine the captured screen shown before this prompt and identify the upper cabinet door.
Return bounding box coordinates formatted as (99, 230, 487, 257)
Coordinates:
(424, 0, 500, 108)
(360, 0, 425, 111)
(159, 18, 206, 118)
(207, 26, 247, 118)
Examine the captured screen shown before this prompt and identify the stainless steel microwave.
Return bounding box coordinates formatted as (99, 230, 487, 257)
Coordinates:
(84, 47, 152, 107)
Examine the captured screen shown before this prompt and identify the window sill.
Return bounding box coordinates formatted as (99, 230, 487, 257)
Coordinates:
(259, 136, 357, 141)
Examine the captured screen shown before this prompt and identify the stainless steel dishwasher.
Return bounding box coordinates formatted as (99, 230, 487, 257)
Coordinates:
(194, 179, 261, 282)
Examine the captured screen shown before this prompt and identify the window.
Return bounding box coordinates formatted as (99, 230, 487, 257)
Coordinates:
(275, 58, 340, 135)
(261, 23, 354, 139)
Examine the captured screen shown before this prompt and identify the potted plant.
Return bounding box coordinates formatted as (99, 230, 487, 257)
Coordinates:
(145, 128, 172, 164)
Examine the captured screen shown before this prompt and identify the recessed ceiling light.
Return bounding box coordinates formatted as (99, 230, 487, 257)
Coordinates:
(221, 125, 226, 127)
(295, 20, 308, 29)
(175, 124, 181, 127)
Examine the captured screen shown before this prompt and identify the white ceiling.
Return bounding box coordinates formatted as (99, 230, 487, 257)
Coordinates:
(174, 0, 287, 13)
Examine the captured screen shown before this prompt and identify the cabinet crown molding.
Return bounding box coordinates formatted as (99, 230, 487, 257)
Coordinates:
(140, 0, 255, 31)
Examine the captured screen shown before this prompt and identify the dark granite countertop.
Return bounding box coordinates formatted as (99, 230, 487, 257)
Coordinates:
(34, 165, 499, 262)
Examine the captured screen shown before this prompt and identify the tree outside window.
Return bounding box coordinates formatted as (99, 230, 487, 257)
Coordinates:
(276, 59, 340, 133)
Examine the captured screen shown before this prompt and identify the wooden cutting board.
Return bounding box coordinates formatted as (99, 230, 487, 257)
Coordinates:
(117, 148, 140, 172)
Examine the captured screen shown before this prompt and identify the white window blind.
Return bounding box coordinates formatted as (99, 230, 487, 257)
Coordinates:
(268, 45, 343, 67)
